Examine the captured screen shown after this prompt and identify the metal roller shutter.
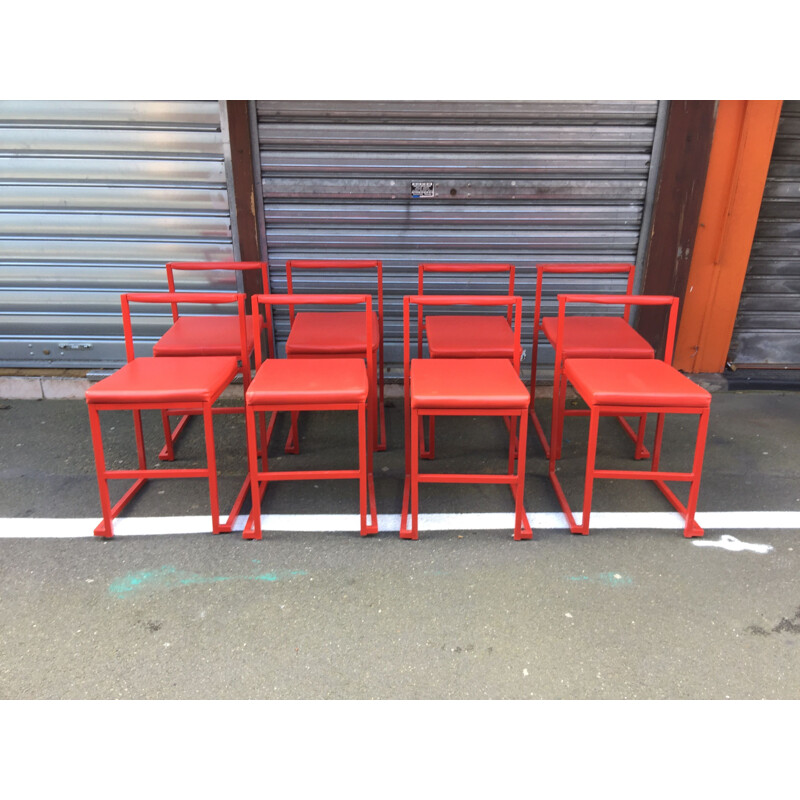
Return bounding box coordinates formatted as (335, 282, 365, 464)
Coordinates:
(256, 100, 665, 369)
(0, 100, 236, 368)
(729, 101, 800, 368)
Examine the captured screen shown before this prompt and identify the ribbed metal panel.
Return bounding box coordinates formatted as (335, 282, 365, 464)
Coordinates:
(256, 100, 662, 366)
(0, 100, 235, 368)
(729, 101, 800, 367)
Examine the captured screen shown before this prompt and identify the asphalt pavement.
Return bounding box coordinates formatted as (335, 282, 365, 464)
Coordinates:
(1, 383, 800, 699)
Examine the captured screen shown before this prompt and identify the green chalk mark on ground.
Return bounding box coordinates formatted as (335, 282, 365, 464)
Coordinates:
(109, 566, 307, 598)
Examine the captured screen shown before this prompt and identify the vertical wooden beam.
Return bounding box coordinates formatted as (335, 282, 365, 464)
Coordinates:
(672, 100, 783, 373)
(636, 101, 718, 357)
(224, 100, 264, 297)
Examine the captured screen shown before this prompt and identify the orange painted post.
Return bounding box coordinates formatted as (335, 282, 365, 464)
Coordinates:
(673, 100, 782, 373)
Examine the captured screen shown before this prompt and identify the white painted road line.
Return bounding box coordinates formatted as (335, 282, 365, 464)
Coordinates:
(691, 534, 774, 554)
(0, 510, 799, 538)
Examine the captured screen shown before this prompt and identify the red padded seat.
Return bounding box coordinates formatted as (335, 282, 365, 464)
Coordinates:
(564, 358, 712, 408)
(541, 316, 654, 359)
(246, 357, 368, 405)
(425, 316, 515, 358)
(85, 356, 238, 405)
(152, 315, 254, 357)
(411, 358, 530, 410)
(285, 311, 380, 355)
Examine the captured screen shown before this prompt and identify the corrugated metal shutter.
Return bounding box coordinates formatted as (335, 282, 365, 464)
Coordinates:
(256, 100, 664, 367)
(729, 101, 800, 368)
(0, 100, 235, 368)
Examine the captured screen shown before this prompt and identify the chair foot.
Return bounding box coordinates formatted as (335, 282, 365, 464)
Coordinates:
(284, 423, 300, 454)
(361, 474, 379, 535)
(93, 476, 149, 538)
(398, 476, 418, 539)
(93, 521, 114, 538)
(508, 484, 533, 540)
(158, 412, 193, 461)
(684, 521, 704, 538)
(617, 415, 651, 460)
(241, 511, 261, 539)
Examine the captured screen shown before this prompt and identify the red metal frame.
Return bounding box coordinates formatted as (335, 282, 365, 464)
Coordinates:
(243, 293, 378, 540)
(551, 294, 678, 461)
(400, 294, 532, 541)
(548, 294, 711, 537)
(530, 263, 649, 460)
(157, 261, 274, 461)
(417, 263, 515, 356)
(86, 292, 252, 538)
(284, 260, 386, 452)
(416, 263, 516, 459)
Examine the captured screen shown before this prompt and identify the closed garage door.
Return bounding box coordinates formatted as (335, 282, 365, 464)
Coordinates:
(0, 100, 235, 369)
(729, 100, 800, 368)
(256, 100, 665, 367)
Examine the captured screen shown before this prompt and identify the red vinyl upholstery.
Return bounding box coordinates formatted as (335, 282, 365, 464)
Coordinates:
(541, 316, 654, 359)
(86, 357, 238, 405)
(411, 359, 530, 410)
(425, 316, 515, 359)
(286, 311, 380, 355)
(564, 358, 712, 408)
(246, 358, 369, 405)
(153, 316, 254, 357)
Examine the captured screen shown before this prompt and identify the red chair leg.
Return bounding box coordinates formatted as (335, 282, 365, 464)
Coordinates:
(400, 408, 420, 540)
(376, 343, 387, 452)
(358, 403, 369, 536)
(90, 406, 150, 537)
(157, 411, 194, 461)
(612, 413, 652, 460)
(682, 408, 709, 537)
(88, 405, 115, 538)
(551, 370, 569, 461)
(411, 408, 420, 540)
(420, 415, 435, 459)
(649, 409, 708, 538)
(201, 403, 224, 535)
(530, 403, 551, 459)
(652, 411, 666, 471)
(159, 410, 176, 461)
(512, 412, 532, 540)
(244, 405, 264, 540)
(503, 415, 519, 460)
(633, 413, 648, 460)
(576, 406, 601, 535)
(284, 411, 300, 454)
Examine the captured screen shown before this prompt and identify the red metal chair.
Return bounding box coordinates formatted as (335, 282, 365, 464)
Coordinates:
(86, 292, 251, 538)
(400, 294, 531, 541)
(283, 260, 385, 453)
(243, 294, 378, 540)
(417, 263, 517, 459)
(530, 263, 654, 461)
(548, 294, 711, 537)
(153, 261, 273, 462)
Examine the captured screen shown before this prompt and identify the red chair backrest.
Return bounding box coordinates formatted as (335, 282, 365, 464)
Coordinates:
(555, 294, 680, 366)
(403, 293, 524, 376)
(251, 293, 374, 377)
(285, 261, 383, 329)
(120, 292, 247, 364)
